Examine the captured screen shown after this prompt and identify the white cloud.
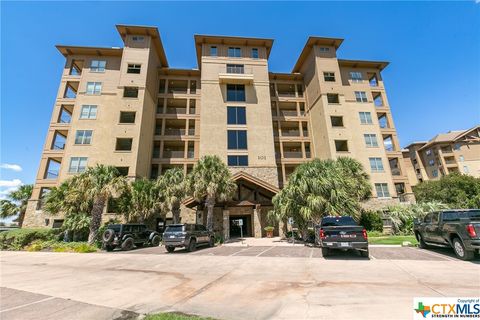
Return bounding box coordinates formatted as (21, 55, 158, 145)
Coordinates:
(0, 163, 22, 172)
(0, 179, 23, 188)
(0, 187, 20, 200)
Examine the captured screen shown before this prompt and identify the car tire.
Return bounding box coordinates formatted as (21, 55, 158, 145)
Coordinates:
(452, 237, 474, 261)
(121, 238, 134, 251)
(187, 239, 196, 252)
(360, 249, 369, 258)
(102, 229, 115, 243)
(105, 245, 115, 252)
(150, 235, 161, 247)
(165, 246, 175, 253)
(209, 236, 215, 247)
(417, 233, 429, 249)
(321, 247, 330, 257)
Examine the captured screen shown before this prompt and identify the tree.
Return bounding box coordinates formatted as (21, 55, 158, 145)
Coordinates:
(117, 178, 162, 223)
(386, 201, 449, 234)
(72, 165, 127, 245)
(269, 158, 372, 237)
(413, 173, 480, 208)
(187, 155, 236, 231)
(157, 168, 188, 224)
(0, 184, 33, 227)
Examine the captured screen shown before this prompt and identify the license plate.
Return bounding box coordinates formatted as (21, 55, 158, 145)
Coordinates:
(340, 242, 349, 247)
(169, 235, 175, 239)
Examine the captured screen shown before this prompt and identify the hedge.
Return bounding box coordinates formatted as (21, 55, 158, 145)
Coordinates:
(0, 228, 62, 250)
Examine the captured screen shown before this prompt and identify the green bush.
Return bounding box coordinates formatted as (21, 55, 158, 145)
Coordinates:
(25, 240, 97, 253)
(359, 211, 384, 232)
(0, 228, 62, 250)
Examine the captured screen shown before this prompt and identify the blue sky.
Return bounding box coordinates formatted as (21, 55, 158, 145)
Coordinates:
(1, 1, 479, 195)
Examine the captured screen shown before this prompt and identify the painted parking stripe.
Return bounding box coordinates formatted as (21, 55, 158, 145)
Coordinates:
(0, 296, 56, 313)
(256, 246, 275, 257)
(411, 247, 457, 262)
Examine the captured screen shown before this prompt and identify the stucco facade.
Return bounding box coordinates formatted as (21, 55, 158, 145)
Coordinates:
(24, 25, 413, 236)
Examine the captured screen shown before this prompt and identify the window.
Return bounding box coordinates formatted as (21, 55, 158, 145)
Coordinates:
(369, 158, 384, 171)
(119, 111, 136, 124)
(251, 48, 259, 59)
(52, 219, 64, 229)
(359, 112, 373, 124)
(116, 167, 129, 176)
(375, 183, 390, 198)
(459, 155, 464, 162)
(428, 159, 435, 166)
(327, 93, 339, 104)
(463, 166, 469, 173)
(123, 86, 138, 98)
(323, 72, 335, 82)
(74, 130, 92, 145)
(383, 136, 394, 151)
(51, 132, 66, 150)
(228, 155, 248, 166)
(335, 140, 348, 152)
(80, 105, 97, 119)
(68, 157, 87, 173)
(45, 159, 61, 179)
(330, 116, 343, 127)
(425, 149, 432, 156)
(432, 169, 438, 177)
(116, 138, 133, 151)
(90, 60, 106, 72)
(226, 64, 244, 74)
(127, 64, 141, 74)
(373, 93, 384, 107)
(210, 46, 217, 56)
(227, 107, 246, 125)
(228, 47, 241, 57)
(454, 143, 461, 150)
(364, 134, 379, 147)
(132, 36, 145, 42)
(355, 91, 368, 102)
(86, 82, 102, 95)
(319, 47, 330, 52)
(58, 106, 72, 123)
(226, 84, 245, 101)
(69, 60, 83, 76)
(350, 71, 363, 82)
(227, 130, 247, 149)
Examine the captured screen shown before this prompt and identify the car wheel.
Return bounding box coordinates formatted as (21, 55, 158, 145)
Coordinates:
(187, 239, 196, 252)
(452, 237, 474, 260)
(209, 236, 215, 247)
(150, 235, 161, 247)
(321, 247, 330, 257)
(121, 238, 134, 251)
(105, 245, 115, 252)
(165, 246, 175, 253)
(417, 233, 429, 249)
(360, 249, 369, 258)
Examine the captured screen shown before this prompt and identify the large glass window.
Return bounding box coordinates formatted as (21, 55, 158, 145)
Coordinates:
(227, 84, 245, 101)
(227, 107, 246, 125)
(355, 91, 368, 102)
(228, 155, 248, 166)
(227, 130, 247, 149)
(127, 64, 141, 74)
(68, 157, 88, 173)
(375, 183, 390, 198)
(359, 112, 373, 124)
(226, 64, 244, 74)
(116, 138, 133, 151)
(327, 93, 339, 104)
(80, 105, 97, 119)
(364, 134, 379, 147)
(86, 82, 102, 95)
(251, 48, 259, 59)
(323, 72, 336, 82)
(123, 87, 139, 98)
(45, 159, 61, 179)
(350, 71, 363, 82)
(90, 60, 106, 72)
(119, 111, 136, 124)
(210, 46, 217, 57)
(75, 130, 93, 145)
(228, 47, 241, 57)
(369, 157, 384, 171)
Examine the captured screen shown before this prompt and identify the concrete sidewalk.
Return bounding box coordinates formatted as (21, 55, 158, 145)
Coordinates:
(224, 236, 306, 247)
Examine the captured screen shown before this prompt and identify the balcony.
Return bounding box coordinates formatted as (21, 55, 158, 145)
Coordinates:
(276, 83, 296, 98)
(218, 65, 254, 84)
(63, 81, 79, 99)
(167, 80, 188, 94)
(163, 150, 185, 158)
(163, 141, 186, 159)
(283, 151, 303, 158)
(281, 130, 300, 137)
(278, 101, 298, 117)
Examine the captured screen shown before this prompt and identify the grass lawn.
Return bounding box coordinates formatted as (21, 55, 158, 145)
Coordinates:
(144, 312, 216, 320)
(368, 235, 418, 245)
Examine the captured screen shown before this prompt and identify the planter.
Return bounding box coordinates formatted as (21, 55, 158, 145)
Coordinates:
(266, 230, 274, 238)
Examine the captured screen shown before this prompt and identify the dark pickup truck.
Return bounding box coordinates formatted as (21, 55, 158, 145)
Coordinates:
(414, 209, 480, 260)
(316, 216, 369, 257)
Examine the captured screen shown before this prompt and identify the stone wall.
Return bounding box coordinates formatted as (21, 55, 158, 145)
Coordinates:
(229, 167, 279, 188)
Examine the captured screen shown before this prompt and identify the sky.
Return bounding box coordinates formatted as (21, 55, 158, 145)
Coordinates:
(1, 1, 479, 200)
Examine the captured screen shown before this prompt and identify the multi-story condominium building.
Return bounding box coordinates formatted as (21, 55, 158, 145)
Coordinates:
(403, 126, 480, 186)
(24, 25, 412, 238)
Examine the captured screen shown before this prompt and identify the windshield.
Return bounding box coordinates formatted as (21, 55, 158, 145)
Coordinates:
(321, 216, 357, 227)
(165, 225, 184, 233)
(107, 224, 121, 232)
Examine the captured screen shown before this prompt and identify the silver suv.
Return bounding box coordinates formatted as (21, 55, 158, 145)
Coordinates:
(163, 224, 214, 253)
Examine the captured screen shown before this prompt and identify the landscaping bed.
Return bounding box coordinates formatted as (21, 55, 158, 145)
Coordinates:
(368, 235, 418, 246)
(144, 313, 216, 320)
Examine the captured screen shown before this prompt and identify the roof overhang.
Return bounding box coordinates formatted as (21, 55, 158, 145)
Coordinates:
(116, 24, 168, 67)
(269, 72, 303, 81)
(194, 34, 274, 68)
(338, 59, 389, 71)
(158, 68, 200, 77)
(56, 45, 123, 57)
(292, 36, 344, 73)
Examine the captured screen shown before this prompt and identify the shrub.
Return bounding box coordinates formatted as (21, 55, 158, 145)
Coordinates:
(359, 211, 384, 232)
(24, 240, 97, 253)
(264, 226, 274, 232)
(0, 228, 62, 250)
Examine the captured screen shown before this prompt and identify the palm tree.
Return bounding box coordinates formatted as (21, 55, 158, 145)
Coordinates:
(157, 168, 187, 224)
(187, 155, 236, 231)
(0, 184, 33, 227)
(118, 178, 162, 223)
(72, 165, 127, 244)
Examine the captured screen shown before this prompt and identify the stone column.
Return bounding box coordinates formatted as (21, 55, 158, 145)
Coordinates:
(253, 205, 262, 238)
(278, 220, 286, 238)
(222, 210, 230, 241)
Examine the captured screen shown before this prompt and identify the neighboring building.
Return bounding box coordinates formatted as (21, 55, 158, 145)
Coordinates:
(403, 126, 480, 186)
(24, 25, 413, 238)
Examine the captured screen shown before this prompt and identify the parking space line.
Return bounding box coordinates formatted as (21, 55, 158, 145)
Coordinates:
(410, 247, 457, 262)
(256, 246, 275, 257)
(230, 247, 250, 256)
(0, 296, 56, 313)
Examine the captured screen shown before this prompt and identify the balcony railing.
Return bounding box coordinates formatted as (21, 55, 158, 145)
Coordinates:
(281, 130, 300, 137)
(52, 143, 65, 150)
(279, 110, 298, 117)
(391, 168, 401, 176)
(163, 150, 185, 158)
(166, 107, 187, 115)
(164, 128, 186, 136)
(283, 151, 303, 158)
(187, 150, 194, 158)
(45, 170, 59, 179)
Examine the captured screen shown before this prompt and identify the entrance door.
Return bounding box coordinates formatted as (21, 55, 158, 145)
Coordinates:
(229, 215, 251, 238)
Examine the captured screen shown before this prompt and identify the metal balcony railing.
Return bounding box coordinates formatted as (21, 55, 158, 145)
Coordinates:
(166, 107, 187, 115)
(279, 110, 298, 117)
(163, 150, 185, 158)
(45, 170, 59, 179)
(281, 130, 300, 137)
(283, 151, 303, 158)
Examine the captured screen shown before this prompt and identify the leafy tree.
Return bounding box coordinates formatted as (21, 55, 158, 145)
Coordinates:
(386, 201, 449, 234)
(71, 165, 127, 244)
(269, 158, 371, 237)
(63, 213, 91, 241)
(413, 173, 480, 208)
(157, 168, 188, 224)
(117, 178, 162, 223)
(0, 184, 33, 227)
(187, 155, 236, 231)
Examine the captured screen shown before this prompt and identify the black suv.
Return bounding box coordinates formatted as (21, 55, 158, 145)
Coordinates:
(163, 224, 214, 253)
(102, 224, 161, 251)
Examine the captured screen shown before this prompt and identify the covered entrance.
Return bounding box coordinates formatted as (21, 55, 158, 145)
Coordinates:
(229, 215, 252, 238)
